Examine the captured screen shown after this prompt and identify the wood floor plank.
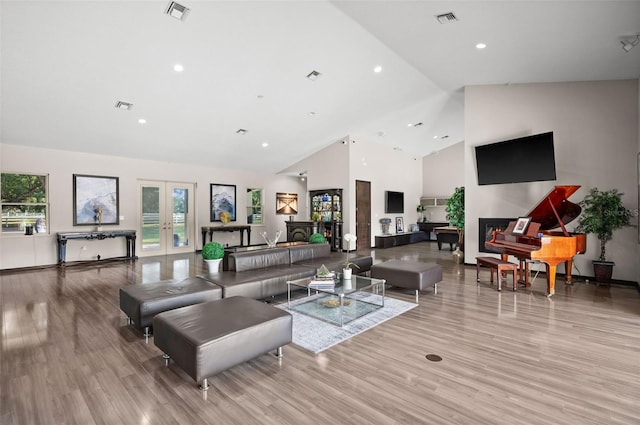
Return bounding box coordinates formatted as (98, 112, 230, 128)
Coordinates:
(1, 243, 639, 424)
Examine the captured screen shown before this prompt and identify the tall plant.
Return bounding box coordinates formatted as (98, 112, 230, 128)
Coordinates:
(445, 186, 465, 246)
(575, 187, 632, 261)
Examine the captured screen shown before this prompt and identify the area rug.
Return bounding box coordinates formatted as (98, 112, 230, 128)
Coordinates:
(276, 292, 417, 354)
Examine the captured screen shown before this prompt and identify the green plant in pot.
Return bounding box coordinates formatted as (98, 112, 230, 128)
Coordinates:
(202, 241, 225, 273)
(575, 187, 632, 284)
(308, 232, 326, 244)
(445, 186, 465, 264)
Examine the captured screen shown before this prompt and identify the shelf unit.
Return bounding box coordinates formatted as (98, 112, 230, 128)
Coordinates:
(420, 196, 449, 207)
(308, 189, 343, 251)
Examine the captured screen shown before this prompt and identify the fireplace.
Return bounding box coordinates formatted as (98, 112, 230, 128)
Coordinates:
(478, 218, 515, 253)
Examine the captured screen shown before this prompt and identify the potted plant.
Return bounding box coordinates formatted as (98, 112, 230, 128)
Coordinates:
(202, 241, 225, 273)
(342, 233, 360, 280)
(445, 186, 465, 264)
(575, 187, 632, 284)
(308, 232, 326, 244)
(311, 212, 321, 222)
(417, 204, 426, 223)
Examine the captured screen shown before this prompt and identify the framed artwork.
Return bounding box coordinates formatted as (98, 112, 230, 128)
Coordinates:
(73, 174, 119, 226)
(210, 184, 236, 222)
(395, 216, 404, 233)
(276, 193, 298, 215)
(512, 216, 532, 235)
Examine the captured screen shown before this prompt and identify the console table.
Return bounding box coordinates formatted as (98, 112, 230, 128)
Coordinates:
(201, 225, 251, 247)
(375, 232, 423, 249)
(56, 230, 137, 265)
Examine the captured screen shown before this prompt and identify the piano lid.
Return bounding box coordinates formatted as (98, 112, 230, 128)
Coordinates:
(525, 185, 582, 230)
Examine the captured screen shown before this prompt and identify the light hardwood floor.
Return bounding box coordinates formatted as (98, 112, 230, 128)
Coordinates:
(1, 242, 639, 425)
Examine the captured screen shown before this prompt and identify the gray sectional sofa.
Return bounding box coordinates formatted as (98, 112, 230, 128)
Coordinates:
(198, 242, 373, 299)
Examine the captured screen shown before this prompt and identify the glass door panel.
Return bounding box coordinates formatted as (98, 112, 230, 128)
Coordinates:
(141, 185, 162, 253)
(139, 181, 195, 256)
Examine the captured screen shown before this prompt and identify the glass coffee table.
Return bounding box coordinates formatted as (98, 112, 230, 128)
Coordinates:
(286, 273, 386, 327)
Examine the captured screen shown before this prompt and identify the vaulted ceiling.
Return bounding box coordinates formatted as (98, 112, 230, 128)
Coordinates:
(2, 1, 639, 173)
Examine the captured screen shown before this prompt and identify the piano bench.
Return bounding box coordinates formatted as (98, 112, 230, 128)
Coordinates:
(476, 257, 518, 291)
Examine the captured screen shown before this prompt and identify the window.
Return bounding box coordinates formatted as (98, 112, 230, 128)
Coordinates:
(246, 188, 263, 225)
(1, 173, 48, 234)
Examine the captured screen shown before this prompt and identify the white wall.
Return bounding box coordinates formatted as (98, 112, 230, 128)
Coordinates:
(422, 141, 464, 222)
(0, 143, 305, 269)
(349, 137, 423, 244)
(464, 80, 639, 282)
(282, 136, 423, 247)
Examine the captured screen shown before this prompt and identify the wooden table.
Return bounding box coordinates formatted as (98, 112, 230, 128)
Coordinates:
(56, 230, 137, 265)
(434, 226, 459, 251)
(201, 225, 251, 247)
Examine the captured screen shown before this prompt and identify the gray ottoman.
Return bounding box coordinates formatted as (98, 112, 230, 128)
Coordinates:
(370, 260, 442, 303)
(119, 276, 222, 337)
(153, 296, 292, 390)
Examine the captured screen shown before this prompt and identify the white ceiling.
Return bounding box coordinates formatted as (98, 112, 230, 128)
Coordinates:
(2, 1, 639, 174)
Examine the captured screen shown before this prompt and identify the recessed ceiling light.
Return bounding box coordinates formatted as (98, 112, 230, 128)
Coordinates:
(165, 1, 190, 21)
(138, 119, 146, 124)
(373, 65, 382, 73)
(236, 129, 247, 135)
(433, 135, 438, 139)
(262, 142, 269, 148)
(115, 101, 133, 110)
(476, 43, 487, 49)
(407, 123, 413, 127)
(306, 70, 321, 81)
(308, 112, 316, 117)
(408, 122, 423, 127)
(174, 64, 184, 72)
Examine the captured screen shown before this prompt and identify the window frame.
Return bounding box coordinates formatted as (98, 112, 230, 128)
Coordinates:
(1, 172, 50, 236)
(246, 188, 264, 225)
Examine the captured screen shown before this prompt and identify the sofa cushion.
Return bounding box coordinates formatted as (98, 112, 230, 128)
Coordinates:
(199, 265, 314, 299)
(288, 243, 331, 263)
(228, 247, 290, 272)
(294, 252, 373, 274)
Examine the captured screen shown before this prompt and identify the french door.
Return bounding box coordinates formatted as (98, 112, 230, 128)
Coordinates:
(138, 180, 195, 256)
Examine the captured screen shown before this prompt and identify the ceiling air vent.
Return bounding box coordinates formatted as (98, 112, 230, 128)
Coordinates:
(436, 12, 458, 24)
(115, 101, 133, 110)
(306, 70, 321, 81)
(165, 1, 190, 21)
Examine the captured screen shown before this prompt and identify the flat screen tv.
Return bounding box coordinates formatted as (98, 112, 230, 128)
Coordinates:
(385, 191, 404, 213)
(475, 131, 556, 185)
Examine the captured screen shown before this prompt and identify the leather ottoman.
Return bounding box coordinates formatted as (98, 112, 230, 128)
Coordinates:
(153, 296, 292, 390)
(370, 260, 442, 303)
(119, 276, 222, 337)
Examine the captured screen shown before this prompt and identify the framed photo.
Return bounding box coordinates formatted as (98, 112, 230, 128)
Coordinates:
(395, 216, 404, 233)
(276, 193, 298, 215)
(210, 184, 236, 222)
(512, 216, 532, 235)
(73, 174, 119, 226)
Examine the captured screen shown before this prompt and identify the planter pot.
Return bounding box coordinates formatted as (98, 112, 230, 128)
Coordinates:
(342, 268, 352, 280)
(592, 260, 614, 285)
(204, 258, 222, 274)
(452, 247, 464, 264)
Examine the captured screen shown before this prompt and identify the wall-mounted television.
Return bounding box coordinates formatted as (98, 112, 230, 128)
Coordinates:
(385, 191, 404, 213)
(475, 131, 557, 185)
